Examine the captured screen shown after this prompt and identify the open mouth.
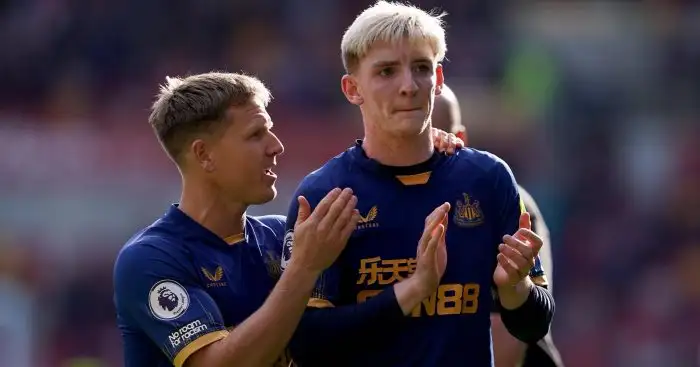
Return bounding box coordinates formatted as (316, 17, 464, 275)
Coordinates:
(264, 168, 276, 178)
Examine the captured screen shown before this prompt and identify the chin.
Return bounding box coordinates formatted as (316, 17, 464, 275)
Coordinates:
(389, 114, 429, 135)
(249, 186, 277, 205)
(394, 121, 428, 137)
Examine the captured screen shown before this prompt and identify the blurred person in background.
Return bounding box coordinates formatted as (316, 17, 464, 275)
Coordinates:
(283, 2, 553, 366)
(0, 240, 35, 367)
(432, 84, 564, 367)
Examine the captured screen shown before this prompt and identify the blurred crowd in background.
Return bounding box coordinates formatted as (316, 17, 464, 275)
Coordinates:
(0, 1, 699, 366)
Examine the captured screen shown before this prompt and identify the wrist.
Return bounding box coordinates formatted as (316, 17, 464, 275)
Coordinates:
(394, 277, 431, 315)
(497, 278, 534, 310)
(282, 259, 322, 288)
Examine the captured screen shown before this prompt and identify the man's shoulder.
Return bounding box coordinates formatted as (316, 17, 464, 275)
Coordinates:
(115, 225, 189, 278)
(247, 215, 287, 241)
(517, 186, 537, 210)
(249, 214, 287, 229)
(119, 208, 191, 254)
(296, 149, 353, 195)
(449, 148, 512, 177)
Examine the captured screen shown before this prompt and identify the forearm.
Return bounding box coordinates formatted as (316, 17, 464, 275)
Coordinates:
(394, 276, 432, 314)
(193, 261, 319, 367)
(497, 277, 534, 310)
(490, 314, 527, 367)
(290, 283, 419, 362)
(499, 284, 555, 343)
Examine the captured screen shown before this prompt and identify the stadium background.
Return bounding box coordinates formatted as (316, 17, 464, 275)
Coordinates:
(1, 1, 699, 366)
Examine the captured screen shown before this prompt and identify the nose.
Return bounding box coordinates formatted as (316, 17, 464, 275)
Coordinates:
(268, 132, 284, 157)
(398, 68, 419, 97)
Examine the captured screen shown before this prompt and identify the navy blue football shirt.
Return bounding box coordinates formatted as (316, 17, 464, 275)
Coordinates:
(283, 141, 546, 367)
(113, 205, 286, 367)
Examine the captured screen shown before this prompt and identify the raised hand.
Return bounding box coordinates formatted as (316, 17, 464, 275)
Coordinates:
(412, 202, 451, 296)
(291, 188, 361, 273)
(493, 212, 543, 287)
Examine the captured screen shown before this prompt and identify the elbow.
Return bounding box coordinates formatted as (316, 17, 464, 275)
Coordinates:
(184, 339, 277, 367)
(502, 313, 552, 344)
(183, 340, 228, 367)
(500, 286, 555, 343)
(511, 317, 552, 343)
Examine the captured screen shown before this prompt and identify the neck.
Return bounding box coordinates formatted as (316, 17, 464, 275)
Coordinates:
(362, 125, 434, 167)
(178, 175, 247, 240)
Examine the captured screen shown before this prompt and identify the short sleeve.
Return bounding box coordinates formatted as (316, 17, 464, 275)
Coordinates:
(492, 158, 522, 241)
(255, 215, 289, 281)
(114, 241, 228, 367)
(281, 193, 301, 272)
(257, 215, 287, 239)
(282, 183, 340, 308)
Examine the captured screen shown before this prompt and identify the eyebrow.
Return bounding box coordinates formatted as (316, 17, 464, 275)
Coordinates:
(371, 58, 433, 68)
(246, 117, 273, 133)
(257, 120, 273, 129)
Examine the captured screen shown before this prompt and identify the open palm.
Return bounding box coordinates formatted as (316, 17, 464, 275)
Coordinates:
(493, 212, 542, 287)
(414, 203, 450, 293)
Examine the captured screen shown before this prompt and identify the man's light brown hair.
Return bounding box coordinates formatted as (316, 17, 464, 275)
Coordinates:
(148, 72, 272, 163)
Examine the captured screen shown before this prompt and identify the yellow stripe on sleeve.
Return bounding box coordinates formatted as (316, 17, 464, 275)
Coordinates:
(307, 297, 335, 308)
(173, 330, 229, 367)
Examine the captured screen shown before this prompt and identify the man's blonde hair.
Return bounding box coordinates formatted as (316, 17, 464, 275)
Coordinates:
(148, 72, 271, 163)
(341, 1, 447, 73)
